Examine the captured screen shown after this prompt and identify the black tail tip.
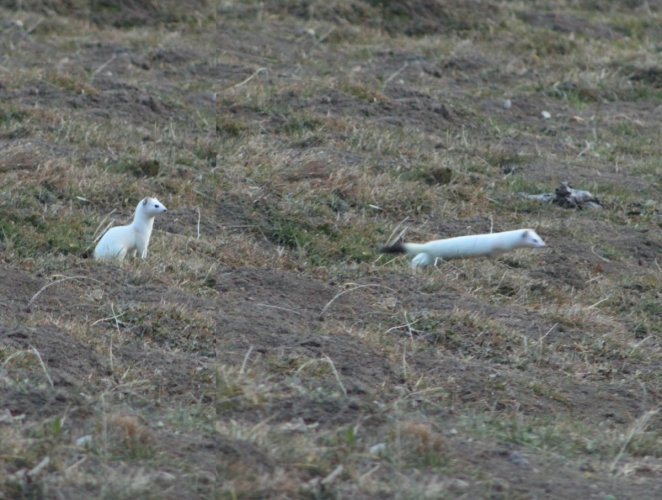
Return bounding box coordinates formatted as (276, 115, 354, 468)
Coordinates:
(380, 241, 406, 254)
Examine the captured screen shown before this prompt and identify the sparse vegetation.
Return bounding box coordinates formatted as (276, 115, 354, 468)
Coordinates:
(0, 0, 660, 498)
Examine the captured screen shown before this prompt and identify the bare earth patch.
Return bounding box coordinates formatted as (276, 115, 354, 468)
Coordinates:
(1, 0, 660, 498)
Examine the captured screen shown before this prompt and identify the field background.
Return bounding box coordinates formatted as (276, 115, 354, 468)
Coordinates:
(0, 0, 660, 498)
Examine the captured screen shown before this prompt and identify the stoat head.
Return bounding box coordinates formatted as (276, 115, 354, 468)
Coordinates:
(520, 229, 546, 248)
(138, 197, 168, 217)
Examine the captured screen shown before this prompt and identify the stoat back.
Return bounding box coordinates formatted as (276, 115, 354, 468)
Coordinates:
(421, 229, 545, 260)
(94, 197, 168, 261)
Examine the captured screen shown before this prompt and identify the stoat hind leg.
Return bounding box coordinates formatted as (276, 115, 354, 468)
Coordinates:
(116, 247, 128, 261)
(411, 252, 433, 268)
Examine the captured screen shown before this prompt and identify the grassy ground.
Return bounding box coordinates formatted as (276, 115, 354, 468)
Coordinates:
(0, 0, 660, 498)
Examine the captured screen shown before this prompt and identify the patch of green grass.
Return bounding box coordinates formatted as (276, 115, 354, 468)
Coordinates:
(513, 28, 578, 58)
(506, 174, 547, 194)
(0, 191, 92, 257)
(191, 139, 218, 165)
(107, 158, 161, 177)
(113, 303, 214, 351)
(0, 219, 23, 245)
(216, 115, 249, 137)
(166, 403, 215, 433)
(253, 199, 382, 265)
(37, 214, 91, 255)
(29, 416, 66, 441)
(260, 209, 314, 251)
(0, 107, 29, 126)
(47, 71, 98, 95)
(281, 115, 322, 136)
(3, 478, 44, 500)
(545, 82, 600, 107)
(217, 368, 249, 412)
(400, 165, 453, 186)
(608, 15, 657, 40)
(460, 412, 603, 458)
(389, 421, 449, 469)
(325, 424, 361, 450)
(482, 147, 534, 170)
(339, 81, 389, 103)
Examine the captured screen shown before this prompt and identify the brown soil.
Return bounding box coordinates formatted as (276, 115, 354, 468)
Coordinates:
(1, 0, 660, 498)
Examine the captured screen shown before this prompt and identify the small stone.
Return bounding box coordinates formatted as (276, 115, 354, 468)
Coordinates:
(369, 443, 386, 455)
(75, 435, 93, 447)
(152, 471, 176, 486)
(502, 99, 512, 109)
(447, 478, 470, 493)
(541, 110, 552, 119)
(509, 451, 529, 466)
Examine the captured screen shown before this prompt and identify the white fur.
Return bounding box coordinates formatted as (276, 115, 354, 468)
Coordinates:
(401, 229, 545, 268)
(94, 197, 167, 261)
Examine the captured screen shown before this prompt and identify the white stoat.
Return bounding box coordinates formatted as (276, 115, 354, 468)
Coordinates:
(381, 229, 546, 268)
(94, 197, 168, 261)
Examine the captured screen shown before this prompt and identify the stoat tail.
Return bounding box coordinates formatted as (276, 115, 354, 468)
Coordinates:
(380, 241, 426, 256)
(380, 241, 407, 254)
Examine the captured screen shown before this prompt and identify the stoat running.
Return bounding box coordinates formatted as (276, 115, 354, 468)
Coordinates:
(381, 228, 546, 268)
(94, 197, 167, 261)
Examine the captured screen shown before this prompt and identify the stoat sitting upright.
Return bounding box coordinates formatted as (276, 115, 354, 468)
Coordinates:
(94, 197, 168, 261)
(381, 229, 546, 268)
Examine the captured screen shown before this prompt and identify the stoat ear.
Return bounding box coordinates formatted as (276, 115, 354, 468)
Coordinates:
(521, 230, 530, 239)
(142, 198, 148, 206)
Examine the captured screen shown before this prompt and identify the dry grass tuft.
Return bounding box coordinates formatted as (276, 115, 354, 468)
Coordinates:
(0, 0, 660, 497)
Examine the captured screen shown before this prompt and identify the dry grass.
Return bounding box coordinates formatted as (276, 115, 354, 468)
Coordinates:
(0, 0, 660, 498)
